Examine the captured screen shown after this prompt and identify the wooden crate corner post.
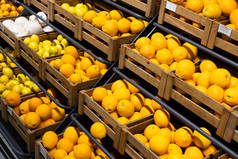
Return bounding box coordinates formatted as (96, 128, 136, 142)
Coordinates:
(48, 0, 55, 22)
(118, 44, 127, 69)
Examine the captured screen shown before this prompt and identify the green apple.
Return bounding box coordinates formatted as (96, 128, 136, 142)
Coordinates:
(3, 67, 13, 78)
(0, 83, 6, 93)
(61, 38, 68, 48)
(24, 37, 31, 45)
(21, 87, 32, 95)
(12, 85, 21, 94)
(57, 34, 64, 42)
(24, 81, 34, 89)
(0, 75, 9, 84)
(0, 54, 5, 62)
(32, 83, 40, 92)
(2, 90, 10, 98)
(29, 42, 39, 52)
(17, 74, 26, 83)
(30, 34, 40, 44)
(43, 40, 52, 47)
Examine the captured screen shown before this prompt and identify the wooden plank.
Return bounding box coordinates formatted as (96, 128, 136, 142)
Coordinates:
(215, 38, 238, 57)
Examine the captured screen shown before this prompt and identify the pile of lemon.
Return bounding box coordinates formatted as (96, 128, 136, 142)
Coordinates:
(134, 32, 238, 109)
(170, 0, 238, 29)
(92, 79, 163, 125)
(6, 90, 65, 129)
(83, 9, 147, 37)
(42, 122, 107, 159)
(0, 0, 24, 17)
(134, 112, 217, 159)
(0, 47, 17, 69)
(49, 47, 107, 84)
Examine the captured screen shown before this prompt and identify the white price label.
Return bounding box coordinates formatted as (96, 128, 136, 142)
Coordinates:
(40, 145, 47, 158)
(218, 24, 232, 37)
(166, 1, 177, 12)
(7, 107, 13, 116)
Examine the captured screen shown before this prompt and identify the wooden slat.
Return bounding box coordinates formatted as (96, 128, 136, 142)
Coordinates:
(215, 37, 238, 57)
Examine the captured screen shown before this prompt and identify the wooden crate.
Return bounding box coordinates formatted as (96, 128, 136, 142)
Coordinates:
(121, 116, 225, 159)
(158, 0, 217, 46)
(43, 54, 99, 107)
(0, 16, 48, 58)
(163, 71, 238, 140)
(78, 83, 154, 155)
(19, 32, 61, 79)
(0, 92, 61, 152)
(119, 44, 168, 98)
(116, 0, 159, 18)
(222, 106, 238, 143)
(50, 0, 137, 61)
(207, 20, 238, 57)
(24, 0, 51, 17)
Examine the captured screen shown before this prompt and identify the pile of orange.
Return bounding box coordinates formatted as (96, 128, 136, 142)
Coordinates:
(134, 112, 217, 159)
(50, 46, 107, 84)
(41, 123, 107, 159)
(6, 89, 66, 129)
(134, 32, 238, 111)
(169, 0, 238, 29)
(83, 9, 147, 37)
(0, 0, 24, 18)
(91, 79, 163, 125)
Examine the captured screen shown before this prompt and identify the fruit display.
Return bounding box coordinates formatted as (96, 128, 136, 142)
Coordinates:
(169, 0, 238, 19)
(2, 12, 53, 37)
(133, 32, 238, 109)
(91, 79, 163, 125)
(0, 0, 24, 18)
(133, 112, 217, 158)
(60, 2, 147, 37)
(49, 50, 108, 84)
(0, 47, 17, 69)
(41, 122, 108, 159)
(5, 89, 66, 129)
(23, 34, 68, 58)
(0, 67, 40, 98)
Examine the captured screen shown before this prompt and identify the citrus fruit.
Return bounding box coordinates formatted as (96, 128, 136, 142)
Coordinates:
(130, 93, 144, 111)
(200, 60, 217, 72)
(176, 59, 195, 80)
(174, 127, 192, 148)
(154, 109, 170, 128)
(151, 35, 167, 51)
(156, 48, 174, 65)
(207, 85, 224, 102)
(193, 127, 212, 149)
(111, 80, 127, 92)
(92, 87, 108, 102)
(86, 65, 100, 79)
(69, 73, 82, 84)
(109, 10, 122, 20)
(24, 112, 41, 129)
(202, 3, 222, 18)
(134, 134, 148, 145)
(184, 146, 204, 159)
(185, 0, 204, 13)
(117, 117, 129, 125)
(90, 122, 106, 139)
(140, 44, 156, 59)
(229, 76, 238, 88)
(63, 126, 78, 144)
(230, 9, 238, 24)
(150, 135, 170, 155)
(124, 79, 139, 93)
(224, 87, 238, 106)
(167, 37, 181, 52)
(144, 124, 160, 140)
(217, 0, 237, 15)
(135, 37, 151, 51)
(42, 131, 58, 149)
(19, 101, 29, 114)
(61, 54, 76, 65)
(197, 71, 211, 88)
(102, 20, 118, 37)
(64, 46, 78, 59)
(117, 99, 134, 117)
(36, 104, 52, 121)
(83, 10, 97, 23)
(130, 19, 144, 34)
(60, 64, 74, 78)
(92, 16, 107, 29)
(29, 97, 42, 112)
(102, 95, 118, 112)
(74, 144, 91, 159)
(77, 134, 93, 147)
(203, 145, 217, 157)
(6, 91, 21, 107)
(113, 87, 130, 100)
(53, 149, 67, 159)
(168, 144, 183, 154)
(52, 106, 65, 121)
(57, 138, 74, 153)
(129, 112, 142, 121)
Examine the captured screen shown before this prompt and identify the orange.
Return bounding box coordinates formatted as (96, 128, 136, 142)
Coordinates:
(24, 112, 41, 129)
(118, 18, 131, 33)
(64, 46, 78, 59)
(13, 106, 20, 116)
(154, 109, 170, 128)
(61, 54, 76, 65)
(202, 3, 222, 18)
(29, 97, 42, 112)
(109, 10, 122, 20)
(207, 85, 224, 102)
(183, 42, 198, 59)
(224, 88, 238, 106)
(90, 122, 106, 139)
(83, 10, 97, 23)
(184, 146, 204, 159)
(95, 60, 107, 70)
(124, 79, 139, 93)
(230, 9, 238, 24)
(135, 37, 151, 51)
(102, 20, 118, 37)
(193, 72, 201, 83)
(130, 93, 144, 111)
(129, 112, 142, 121)
(6, 91, 21, 107)
(9, 10, 18, 16)
(117, 99, 134, 117)
(64, 126, 78, 144)
(203, 145, 217, 157)
(69, 73, 82, 84)
(130, 19, 145, 34)
(57, 138, 74, 153)
(60, 64, 74, 78)
(218, 0, 237, 15)
(36, 104, 52, 121)
(86, 65, 100, 79)
(102, 95, 118, 112)
(151, 35, 167, 51)
(51, 106, 65, 121)
(156, 48, 174, 65)
(210, 68, 231, 88)
(200, 60, 217, 72)
(117, 117, 129, 125)
(167, 37, 181, 52)
(111, 80, 127, 92)
(17, 6, 24, 13)
(19, 101, 29, 114)
(175, 59, 195, 80)
(197, 71, 211, 88)
(92, 87, 108, 102)
(144, 124, 160, 140)
(53, 149, 67, 159)
(73, 144, 91, 159)
(53, 59, 63, 70)
(151, 32, 164, 41)
(80, 57, 92, 70)
(92, 16, 107, 29)
(113, 88, 130, 101)
(134, 134, 148, 145)
(229, 76, 238, 88)
(170, 62, 178, 71)
(42, 131, 58, 150)
(168, 144, 183, 154)
(149, 135, 170, 155)
(185, 0, 204, 13)
(174, 127, 192, 148)
(140, 44, 156, 59)
(39, 119, 55, 128)
(172, 46, 188, 62)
